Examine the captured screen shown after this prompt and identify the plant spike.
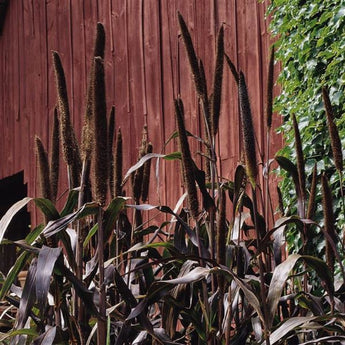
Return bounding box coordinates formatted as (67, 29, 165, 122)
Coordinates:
(52, 51, 82, 188)
(92, 57, 108, 207)
(108, 106, 115, 199)
(322, 87, 343, 173)
(175, 98, 199, 218)
(52, 51, 73, 166)
(114, 128, 123, 197)
(177, 12, 203, 97)
(81, 23, 105, 162)
(321, 173, 337, 275)
(94, 22, 106, 59)
(292, 114, 306, 210)
(211, 25, 224, 137)
(50, 107, 60, 203)
(265, 47, 275, 228)
(238, 72, 257, 187)
(323, 86, 345, 243)
(141, 142, 153, 202)
(225, 53, 239, 85)
(199, 59, 211, 132)
(81, 68, 95, 163)
(35, 136, 51, 201)
(198, 59, 212, 181)
(266, 47, 275, 130)
(306, 162, 317, 220)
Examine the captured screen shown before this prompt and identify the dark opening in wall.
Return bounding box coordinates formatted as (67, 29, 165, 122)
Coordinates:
(0, 171, 30, 274)
(0, 0, 8, 35)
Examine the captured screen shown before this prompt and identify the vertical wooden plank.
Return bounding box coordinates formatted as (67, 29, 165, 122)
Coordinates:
(112, 0, 132, 198)
(83, 0, 99, 79)
(259, 0, 283, 220)
(21, 0, 34, 201)
(246, 0, 266, 191)
(97, 0, 115, 112)
(124, 0, 145, 201)
(70, 0, 87, 138)
(177, 0, 200, 158)
(3, 0, 12, 177)
(141, 0, 163, 205)
(195, 0, 213, 172)
(2, 0, 13, 179)
(159, 0, 183, 209)
(45, 0, 68, 212)
(217, 0, 242, 180)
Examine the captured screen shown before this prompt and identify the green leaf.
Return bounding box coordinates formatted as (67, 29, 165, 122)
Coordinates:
(0, 328, 38, 342)
(103, 197, 127, 242)
(125, 241, 180, 257)
(75, 202, 100, 220)
(275, 155, 304, 215)
(43, 202, 98, 238)
(275, 156, 299, 187)
(60, 189, 79, 217)
(302, 255, 334, 296)
(163, 151, 182, 160)
(25, 224, 45, 244)
(34, 198, 60, 220)
(164, 130, 207, 148)
(83, 223, 98, 248)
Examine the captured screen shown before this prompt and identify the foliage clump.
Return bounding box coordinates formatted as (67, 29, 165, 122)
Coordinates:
(268, 0, 345, 224)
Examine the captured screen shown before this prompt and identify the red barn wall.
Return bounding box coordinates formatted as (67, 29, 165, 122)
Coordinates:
(0, 0, 282, 223)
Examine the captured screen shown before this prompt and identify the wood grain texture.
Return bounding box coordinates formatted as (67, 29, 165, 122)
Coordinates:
(0, 0, 282, 224)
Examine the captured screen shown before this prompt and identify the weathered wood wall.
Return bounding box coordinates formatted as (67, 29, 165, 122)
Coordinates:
(0, 0, 282, 223)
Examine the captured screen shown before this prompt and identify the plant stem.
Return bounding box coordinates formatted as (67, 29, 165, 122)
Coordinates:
(225, 285, 232, 345)
(76, 159, 91, 328)
(97, 206, 106, 344)
(194, 220, 212, 344)
(252, 186, 271, 345)
(265, 131, 270, 229)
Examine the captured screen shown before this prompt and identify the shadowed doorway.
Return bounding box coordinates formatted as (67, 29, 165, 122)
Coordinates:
(0, 171, 30, 274)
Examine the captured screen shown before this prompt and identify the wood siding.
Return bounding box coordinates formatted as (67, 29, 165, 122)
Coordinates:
(0, 0, 282, 223)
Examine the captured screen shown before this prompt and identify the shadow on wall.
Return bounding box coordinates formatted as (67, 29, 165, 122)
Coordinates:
(0, 171, 30, 274)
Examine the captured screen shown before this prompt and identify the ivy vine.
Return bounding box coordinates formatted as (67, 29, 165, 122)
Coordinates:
(268, 0, 345, 256)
